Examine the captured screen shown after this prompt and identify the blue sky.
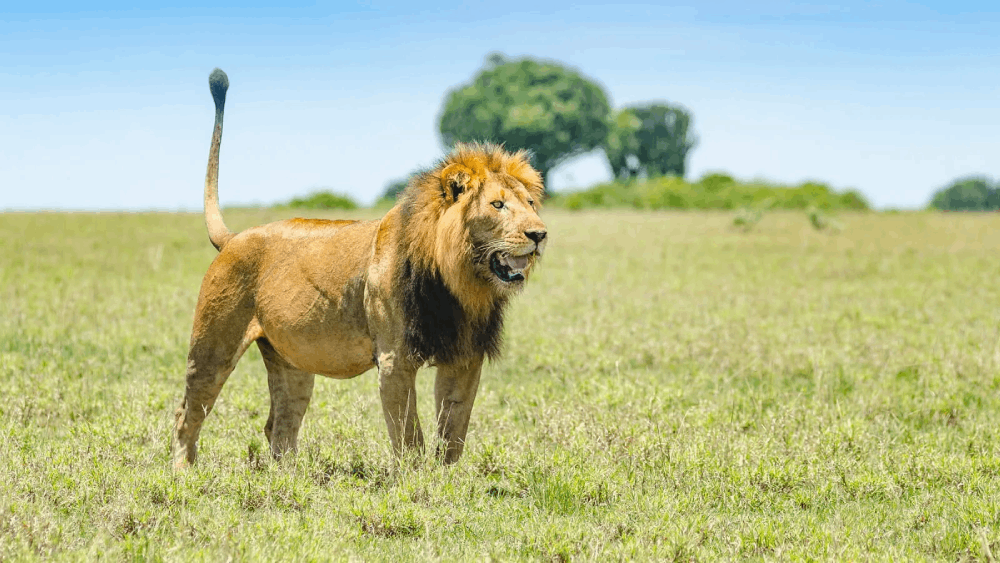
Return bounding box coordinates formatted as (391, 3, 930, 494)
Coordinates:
(2, 1, 998, 210)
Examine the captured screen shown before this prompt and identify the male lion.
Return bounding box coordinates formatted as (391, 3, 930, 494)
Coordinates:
(172, 69, 547, 467)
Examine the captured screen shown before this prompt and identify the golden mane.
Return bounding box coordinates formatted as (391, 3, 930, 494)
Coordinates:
(394, 143, 545, 359)
(397, 142, 542, 270)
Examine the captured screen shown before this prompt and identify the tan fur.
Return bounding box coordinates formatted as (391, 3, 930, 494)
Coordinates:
(172, 75, 547, 467)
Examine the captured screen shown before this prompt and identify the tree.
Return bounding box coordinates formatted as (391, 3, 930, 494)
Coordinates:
(604, 110, 643, 180)
(605, 103, 697, 180)
(929, 176, 999, 211)
(439, 54, 611, 191)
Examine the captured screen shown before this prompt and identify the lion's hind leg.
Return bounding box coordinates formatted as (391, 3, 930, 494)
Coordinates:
(258, 338, 315, 459)
(173, 293, 260, 468)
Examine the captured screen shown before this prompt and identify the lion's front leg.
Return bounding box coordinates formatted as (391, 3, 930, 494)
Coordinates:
(434, 355, 483, 464)
(376, 350, 424, 456)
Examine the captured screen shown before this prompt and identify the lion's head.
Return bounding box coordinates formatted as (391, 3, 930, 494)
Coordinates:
(397, 143, 547, 362)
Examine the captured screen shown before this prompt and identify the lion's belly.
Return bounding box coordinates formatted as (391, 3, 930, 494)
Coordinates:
(263, 326, 375, 379)
(254, 258, 376, 379)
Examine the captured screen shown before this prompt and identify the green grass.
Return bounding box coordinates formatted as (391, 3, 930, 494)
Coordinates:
(2, 209, 1000, 560)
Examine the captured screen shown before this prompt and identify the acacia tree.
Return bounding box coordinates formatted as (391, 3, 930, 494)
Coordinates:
(605, 103, 697, 180)
(439, 54, 611, 191)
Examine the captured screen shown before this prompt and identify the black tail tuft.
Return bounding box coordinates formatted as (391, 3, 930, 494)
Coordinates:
(208, 68, 229, 113)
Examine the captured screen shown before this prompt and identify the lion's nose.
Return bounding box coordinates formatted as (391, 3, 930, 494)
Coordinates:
(525, 230, 547, 243)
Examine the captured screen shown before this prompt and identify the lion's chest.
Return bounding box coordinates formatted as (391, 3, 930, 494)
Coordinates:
(400, 260, 506, 364)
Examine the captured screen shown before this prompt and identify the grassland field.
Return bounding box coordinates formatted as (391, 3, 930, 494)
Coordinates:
(2, 208, 1000, 561)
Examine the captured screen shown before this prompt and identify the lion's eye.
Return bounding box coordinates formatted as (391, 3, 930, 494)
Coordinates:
(528, 199, 535, 206)
(491, 201, 504, 209)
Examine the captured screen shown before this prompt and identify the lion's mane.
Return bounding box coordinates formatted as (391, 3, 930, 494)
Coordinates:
(394, 143, 544, 364)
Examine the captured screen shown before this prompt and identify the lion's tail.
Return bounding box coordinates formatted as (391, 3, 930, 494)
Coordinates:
(204, 68, 235, 252)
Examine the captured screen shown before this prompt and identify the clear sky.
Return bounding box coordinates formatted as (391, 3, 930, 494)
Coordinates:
(2, 1, 997, 210)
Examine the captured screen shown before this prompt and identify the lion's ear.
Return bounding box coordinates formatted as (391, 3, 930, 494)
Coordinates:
(440, 164, 471, 204)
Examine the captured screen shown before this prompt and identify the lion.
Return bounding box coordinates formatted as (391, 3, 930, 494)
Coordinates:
(172, 68, 548, 467)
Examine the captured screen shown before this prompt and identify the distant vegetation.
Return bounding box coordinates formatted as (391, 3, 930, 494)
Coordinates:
(370, 177, 410, 208)
(287, 52, 998, 214)
(439, 53, 611, 190)
(284, 190, 358, 210)
(928, 176, 1000, 211)
(605, 103, 696, 180)
(550, 173, 870, 211)
(439, 54, 701, 194)
(380, 178, 410, 201)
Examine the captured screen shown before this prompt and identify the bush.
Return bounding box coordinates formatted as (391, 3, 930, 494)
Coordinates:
(550, 175, 870, 211)
(928, 176, 999, 211)
(698, 172, 735, 192)
(285, 191, 358, 210)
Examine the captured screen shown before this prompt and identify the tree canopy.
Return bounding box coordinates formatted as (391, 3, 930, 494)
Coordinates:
(438, 54, 611, 190)
(604, 103, 696, 180)
(929, 176, 1000, 211)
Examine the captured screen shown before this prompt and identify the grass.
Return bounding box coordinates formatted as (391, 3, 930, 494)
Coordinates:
(2, 208, 1000, 560)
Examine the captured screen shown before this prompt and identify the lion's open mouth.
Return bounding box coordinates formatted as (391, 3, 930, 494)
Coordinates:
(489, 252, 529, 283)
